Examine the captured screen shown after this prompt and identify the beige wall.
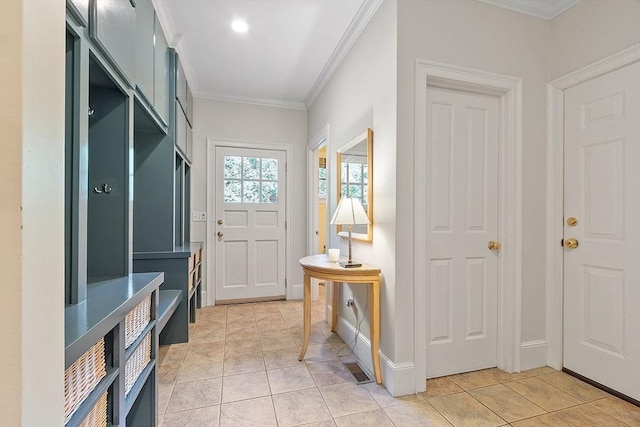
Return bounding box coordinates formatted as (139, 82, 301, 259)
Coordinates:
(307, 0, 398, 386)
(0, 0, 65, 425)
(0, 1, 23, 424)
(191, 98, 308, 301)
(396, 0, 550, 365)
(549, 0, 640, 80)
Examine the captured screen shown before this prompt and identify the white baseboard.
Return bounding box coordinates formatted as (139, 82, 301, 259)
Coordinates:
(201, 290, 208, 307)
(290, 283, 303, 300)
(520, 340, 548, 371)
(336, 316, 415, 397)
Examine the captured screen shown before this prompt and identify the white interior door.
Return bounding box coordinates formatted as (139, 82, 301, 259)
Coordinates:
(563, 62, 640, 400)
(215, 146, 286, 302)
(425, 87, 500, 378)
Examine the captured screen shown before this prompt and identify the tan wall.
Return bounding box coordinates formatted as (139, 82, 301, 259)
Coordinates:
(0, 1, 66, 425)
(549, 0, 640, 80)
(0, 0, 23, 424)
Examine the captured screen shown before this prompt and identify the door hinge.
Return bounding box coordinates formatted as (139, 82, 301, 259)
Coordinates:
(285, 278, 287, 288)
(561, 238, 564, 247)
(285, 220, 287, 230)
(285, 163, 288, 172)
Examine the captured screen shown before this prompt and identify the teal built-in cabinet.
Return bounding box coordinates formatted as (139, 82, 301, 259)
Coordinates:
(64, 0, 202, 425)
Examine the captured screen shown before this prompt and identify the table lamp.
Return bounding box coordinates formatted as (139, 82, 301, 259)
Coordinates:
(330, 198, 370, 268)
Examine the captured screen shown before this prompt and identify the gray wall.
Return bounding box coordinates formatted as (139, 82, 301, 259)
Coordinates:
(190, 98, 308, 303)
(396, 0, 550, 366)
(549, 0, 640, 80)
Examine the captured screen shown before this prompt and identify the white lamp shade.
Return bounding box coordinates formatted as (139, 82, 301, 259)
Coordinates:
(330, 198, 370, 226)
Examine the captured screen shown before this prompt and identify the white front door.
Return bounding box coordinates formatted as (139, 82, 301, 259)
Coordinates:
(424, 87, 500, 378)
(563, 62, 640, 400)
(215, 146, 287, 302)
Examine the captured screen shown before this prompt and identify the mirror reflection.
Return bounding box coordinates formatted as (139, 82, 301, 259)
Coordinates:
(336, 128, 373, 241)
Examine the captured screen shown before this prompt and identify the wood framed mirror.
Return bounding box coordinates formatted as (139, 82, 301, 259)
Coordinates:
(336, 128, 373, 242)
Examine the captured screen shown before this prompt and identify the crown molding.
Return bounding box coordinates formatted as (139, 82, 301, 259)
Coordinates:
(304, 0, 384, 108)
(477, 0, 580, 20)
(152, 0, 199, 90)
(193, 92, 308, 111)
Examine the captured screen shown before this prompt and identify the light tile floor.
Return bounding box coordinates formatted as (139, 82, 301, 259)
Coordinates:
(158, 287, 640, 427)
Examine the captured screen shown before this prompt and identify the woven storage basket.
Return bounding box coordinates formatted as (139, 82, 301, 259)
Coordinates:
(78, 392, 107, 427)
(124, 296, 151, 349)
(188, 254, 194, 273)
(125, 332, 151, 396)
(188, 268, 195, 291)
(64, 338, 107, 424)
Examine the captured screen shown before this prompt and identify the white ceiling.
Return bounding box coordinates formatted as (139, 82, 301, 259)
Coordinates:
(155, 0, 381, 109)
(155, 0, 580, 110)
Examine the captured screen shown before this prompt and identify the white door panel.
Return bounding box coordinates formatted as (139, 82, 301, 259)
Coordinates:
(563, 62, 640, 400)
(425, 87, 500, 378)
(215, 147, 286, 302)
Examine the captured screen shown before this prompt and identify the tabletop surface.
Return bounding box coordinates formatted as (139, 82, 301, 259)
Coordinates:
(299, 254, 381, 275)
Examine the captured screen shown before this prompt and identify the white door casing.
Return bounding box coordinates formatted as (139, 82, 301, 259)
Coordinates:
(414, 60, 523, 393)
(562, 62, 640, 400)
(214, 146, 286, 302)
(424, 87, 500, 378)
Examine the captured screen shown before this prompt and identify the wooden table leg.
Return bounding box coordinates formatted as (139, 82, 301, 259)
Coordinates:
(298, 273, 312, 360)
(370, 279, 382, 384)
(331, 281, 339, 332)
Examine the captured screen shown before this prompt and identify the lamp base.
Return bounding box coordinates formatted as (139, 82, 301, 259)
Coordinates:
(340, 261, 362, 268)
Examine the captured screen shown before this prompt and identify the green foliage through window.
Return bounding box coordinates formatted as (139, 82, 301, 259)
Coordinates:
(224, 156, 278, 203)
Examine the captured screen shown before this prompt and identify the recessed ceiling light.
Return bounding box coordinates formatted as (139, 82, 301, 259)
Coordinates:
(231, 20, 248, 33)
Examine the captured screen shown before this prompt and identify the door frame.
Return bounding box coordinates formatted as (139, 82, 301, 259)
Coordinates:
(307, 124, 330, 256)
(206, 138, 294, 305)
(307, 124, 331, 314)
(545, 44, 640, 369)
(413, 60, 523, 392)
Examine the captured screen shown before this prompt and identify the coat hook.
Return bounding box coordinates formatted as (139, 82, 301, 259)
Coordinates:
(93, 183, 112, 194)
(88, 107, 95, 117)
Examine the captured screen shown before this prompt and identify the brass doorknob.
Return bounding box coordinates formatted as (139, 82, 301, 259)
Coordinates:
(217, 231, 224, 238)
(564, 238, 579, 249)
(488, 240, 501, 250)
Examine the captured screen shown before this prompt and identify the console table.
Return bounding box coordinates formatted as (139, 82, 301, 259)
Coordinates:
(298, 255, 382, 384)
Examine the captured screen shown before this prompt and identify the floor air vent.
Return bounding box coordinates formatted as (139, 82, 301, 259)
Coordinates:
(343, 362, 373, 385)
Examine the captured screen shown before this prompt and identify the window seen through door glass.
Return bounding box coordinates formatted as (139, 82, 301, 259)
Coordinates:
(224, 156, 278, 203)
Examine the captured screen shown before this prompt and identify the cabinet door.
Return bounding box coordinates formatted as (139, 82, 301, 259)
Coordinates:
(90, 0, 136, 86)
(135, 0, 154, 102)
(186, 82, 194, 127)
(186, 123, 193, 163)
(153, 14, 169, 123)
(175, 104, 187, 157)
(176, 59, 187, 115)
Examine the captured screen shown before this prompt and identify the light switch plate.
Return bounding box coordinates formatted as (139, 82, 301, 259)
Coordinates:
(192, 211, 206, 222)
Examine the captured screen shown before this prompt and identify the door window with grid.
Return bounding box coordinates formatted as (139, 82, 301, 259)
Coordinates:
(223, 155, 278, 203)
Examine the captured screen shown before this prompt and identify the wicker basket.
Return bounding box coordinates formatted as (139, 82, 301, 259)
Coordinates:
(124, 296, 151, 349)
(64, 338, 107, 424)
(78, 392, 107, 427)
(188, 254, 194, 273)
(188, 268, 195, 291)
(125, 332, 151, 396)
